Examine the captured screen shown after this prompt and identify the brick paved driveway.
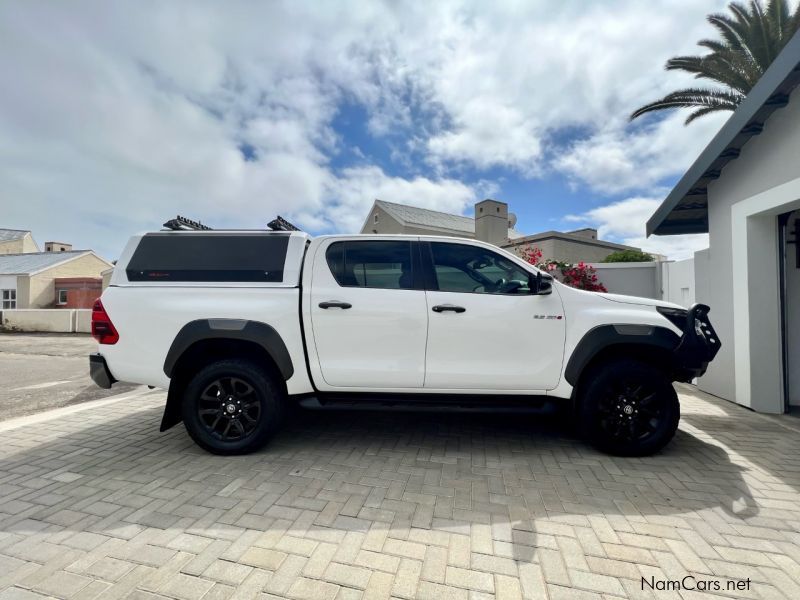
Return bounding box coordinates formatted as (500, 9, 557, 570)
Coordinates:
(1, 385, 799, 600)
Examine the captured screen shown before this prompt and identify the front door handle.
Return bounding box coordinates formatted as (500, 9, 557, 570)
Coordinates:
(319, 301, 352, 309)
(432, 304, 466, 313)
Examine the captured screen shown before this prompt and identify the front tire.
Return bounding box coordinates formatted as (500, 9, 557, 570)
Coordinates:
(578, 359, 679, 456)
(182, 359, 284, 455)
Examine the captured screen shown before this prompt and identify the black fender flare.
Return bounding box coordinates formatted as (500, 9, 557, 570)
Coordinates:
(564, 324, 680, 386)
(160, 319, 294, 432)
(163, 319, 294, 380)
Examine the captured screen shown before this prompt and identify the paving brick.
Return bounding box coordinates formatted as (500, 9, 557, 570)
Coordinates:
(274, 535, 318, 557)
(0, 589, 51, 600)
(71, 579, 110, 600)
(83, 557, 135, 582)
(518, 562, 547, 600)
(322, 562, 371, 589)
(302, 543, 338, 579)
(353, 549, 400, 573)
(2, 386, 800, 600)
(445, 566, 494, 593)
(494, 574, 523, 600)
(421, 545, 448, 583)
(381, 538, 426, 561)
(416, 580, 468, 600)
(448, 534, 471, 568)
(391, 558, 422, 599)
(157, 573, 215, 600)
(202, 559, 253, 586)
(362, 571, 393, 600)
(33, 570, 93, 597)
(567, 569, 625, 596)
(286, 577, 340, 600)
(239, 547, 287, 571)
(471, 553, 518, 577)
(264, 554, 307, 596)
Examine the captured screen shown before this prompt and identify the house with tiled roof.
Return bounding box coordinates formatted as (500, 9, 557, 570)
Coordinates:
(0, 228, 40, 255)
(0, 250, 112, 309)
(0, 229, 113, 310)
(361, 199, 642, 263)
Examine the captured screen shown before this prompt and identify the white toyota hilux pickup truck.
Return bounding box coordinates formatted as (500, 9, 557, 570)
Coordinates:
(90, 230, 720, 456)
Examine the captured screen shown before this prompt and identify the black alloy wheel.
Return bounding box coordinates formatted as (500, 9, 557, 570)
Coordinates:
(182, 359, 284, 455)
(579, 359, 679, 456)
(198, 376, 262, 442)
(596, 379, 664, 444)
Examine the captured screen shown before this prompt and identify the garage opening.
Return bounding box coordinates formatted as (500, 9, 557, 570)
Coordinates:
(780, 209, 800, 413)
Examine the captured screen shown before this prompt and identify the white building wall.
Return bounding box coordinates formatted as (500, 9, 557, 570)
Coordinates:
(697, 85, 800, 413)
(588, 262, 660, 299)
(0, 275, 16, 291)
(661, 258, 695, 308)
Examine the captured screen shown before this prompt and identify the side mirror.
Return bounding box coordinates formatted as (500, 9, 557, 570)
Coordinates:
(531, 272, 553, 295)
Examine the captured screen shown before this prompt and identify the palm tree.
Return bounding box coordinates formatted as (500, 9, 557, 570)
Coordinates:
(631, 0, 800, 124)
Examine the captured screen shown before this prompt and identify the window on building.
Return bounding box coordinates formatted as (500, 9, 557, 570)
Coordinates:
(326, 241, 415, 290)
(2, 289, 16, 309)
(57, 289, 68, 305)
(374, 213, 379, 224)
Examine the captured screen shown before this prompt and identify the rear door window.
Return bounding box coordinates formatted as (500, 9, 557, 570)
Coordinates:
(326, 241, 416, 290)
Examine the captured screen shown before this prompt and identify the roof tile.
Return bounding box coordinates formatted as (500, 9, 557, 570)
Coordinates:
(0, 251, 91, 275)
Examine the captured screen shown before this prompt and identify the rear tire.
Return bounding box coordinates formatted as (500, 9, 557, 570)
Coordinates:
(182, 359, 284, 455)
(578, 359, 679, 456)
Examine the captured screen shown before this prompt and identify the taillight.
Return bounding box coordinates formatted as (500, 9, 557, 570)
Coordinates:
(91, 299, 119, 344)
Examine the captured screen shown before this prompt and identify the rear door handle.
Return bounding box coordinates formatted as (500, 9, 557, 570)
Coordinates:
(319, 301, 352, 309)
(432, 304, 465, 313)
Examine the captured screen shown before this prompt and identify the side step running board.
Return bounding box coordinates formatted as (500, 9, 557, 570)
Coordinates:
(296, 395, 558, 415)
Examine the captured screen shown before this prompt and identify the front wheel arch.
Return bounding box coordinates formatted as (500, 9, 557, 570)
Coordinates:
(565, 325, 680, 387)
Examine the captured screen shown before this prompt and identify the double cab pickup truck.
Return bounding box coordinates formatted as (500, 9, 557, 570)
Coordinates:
(90, 230, 720, 456)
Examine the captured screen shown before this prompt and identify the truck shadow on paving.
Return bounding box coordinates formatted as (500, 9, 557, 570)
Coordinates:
(0, 401, 772, 567)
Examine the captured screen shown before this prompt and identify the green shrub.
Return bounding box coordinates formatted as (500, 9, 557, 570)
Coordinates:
(602, 249, 654, 263)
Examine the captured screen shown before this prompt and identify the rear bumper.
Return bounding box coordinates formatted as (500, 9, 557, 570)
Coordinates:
(673, 304, 721, 381)
(89, 353, 117, 389)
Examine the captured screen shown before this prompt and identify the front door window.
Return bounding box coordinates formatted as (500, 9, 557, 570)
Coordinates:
(429, 243, 531, 295)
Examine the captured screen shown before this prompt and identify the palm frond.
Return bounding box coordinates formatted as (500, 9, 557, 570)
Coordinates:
(707, 12, 750, 56)
(783, 0, 800, 38)
(668, 50, 756, 92)
(630, 88, 743, 121)
(684, 105, 732, 124)
(631, 0, 800, 125)
(765, 0, 790, 34)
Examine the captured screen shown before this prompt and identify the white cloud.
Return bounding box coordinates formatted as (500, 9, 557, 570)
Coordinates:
(566, 197, 709, 260)
(413, 0, 730, 178)
(554, 111, 728, 194)
(325, 166, 477, 233)
(0, 0, 737, 258)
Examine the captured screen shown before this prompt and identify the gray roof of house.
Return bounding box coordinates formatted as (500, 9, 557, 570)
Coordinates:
(504, 230, 638, 252)
(648, 30, 800, 236)
(375, 200, 524, 239)
(0, 229, 30, 243)
(0, 251, 91, 275)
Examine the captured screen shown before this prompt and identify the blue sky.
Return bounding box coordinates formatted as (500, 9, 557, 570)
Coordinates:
(1, 0, 736, 260)
(330, 99, 595, 233)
